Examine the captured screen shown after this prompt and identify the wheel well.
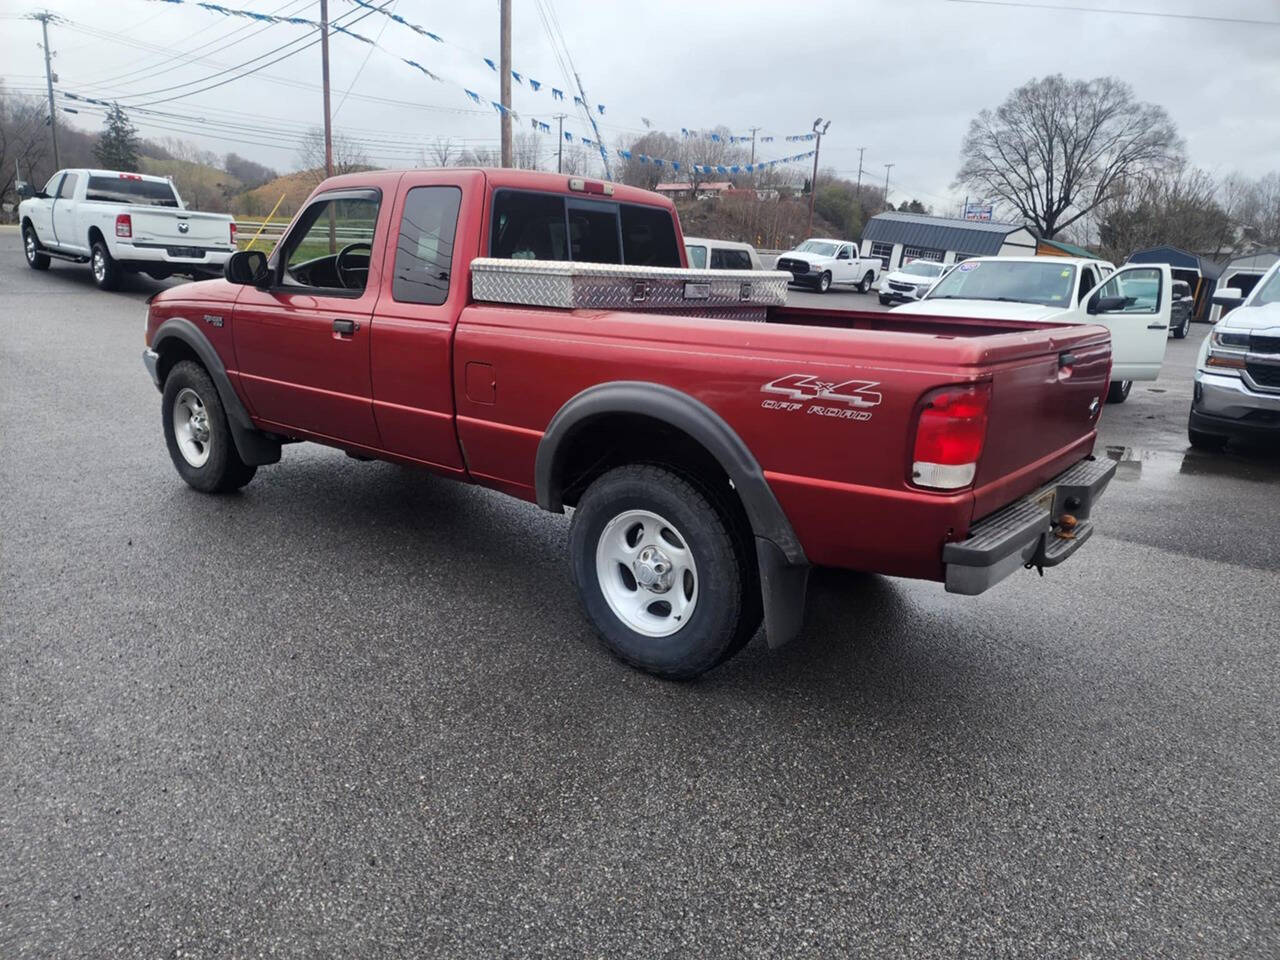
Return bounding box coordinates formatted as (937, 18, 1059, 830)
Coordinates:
(154, 338, 202, 386)
(555, 413, 751, 529)
(88, 225, 104, 247)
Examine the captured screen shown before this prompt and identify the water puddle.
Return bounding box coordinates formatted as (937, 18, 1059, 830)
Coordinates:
(1105, 444, 1280, 485)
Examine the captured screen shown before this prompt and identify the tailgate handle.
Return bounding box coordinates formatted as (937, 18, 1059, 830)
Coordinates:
(1059, 352, 1077, 368)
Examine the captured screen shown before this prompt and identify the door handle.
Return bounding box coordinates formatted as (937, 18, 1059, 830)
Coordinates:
(332, 318, 360, 335)
(1146, 322, 1167, 329)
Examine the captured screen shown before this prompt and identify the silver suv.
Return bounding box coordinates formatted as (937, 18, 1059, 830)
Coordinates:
(1189, 261, 1280, 449)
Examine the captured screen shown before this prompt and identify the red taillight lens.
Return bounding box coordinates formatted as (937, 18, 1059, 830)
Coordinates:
(115, 213, 132, 238)
(911, 383, 992, 490)
(229, 221, 237, 246)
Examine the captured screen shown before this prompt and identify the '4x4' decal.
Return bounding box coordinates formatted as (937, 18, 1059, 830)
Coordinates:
(762, 374, 882, 407)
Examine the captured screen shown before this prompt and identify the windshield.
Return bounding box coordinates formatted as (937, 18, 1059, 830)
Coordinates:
(901, 261, 944, 278)
(84, 175, 180, 207)
(926, 259, 1076, 306)
(796, 240, 840, 257)
(1253, 267, 1280, 307)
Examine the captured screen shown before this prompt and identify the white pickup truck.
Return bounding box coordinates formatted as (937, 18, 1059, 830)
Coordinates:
(17, 169, 236, 290)
(775, 238, 881, 294)
(893, 255, 1172, 404)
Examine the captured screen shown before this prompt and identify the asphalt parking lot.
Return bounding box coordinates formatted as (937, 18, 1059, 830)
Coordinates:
(2, 229, 1277, 959)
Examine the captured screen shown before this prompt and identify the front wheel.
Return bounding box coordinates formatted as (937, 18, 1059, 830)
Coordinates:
(161, 360, 257, 493)
(1188, 423, 1228, 451)
(879, 294, 891, 306)
(23, 225, 50, 270)
(569, 464, 761, 679)
(857, 271, 875, 293)
(1106, 380, 1133, 404)
(816, 271, 831, 293)
(90, 240, 119, 291)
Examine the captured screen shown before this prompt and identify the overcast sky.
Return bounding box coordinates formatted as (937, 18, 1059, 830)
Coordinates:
(3, 0, 1279, 210)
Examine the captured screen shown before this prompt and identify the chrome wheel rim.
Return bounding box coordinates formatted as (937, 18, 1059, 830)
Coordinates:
(820, 274, 830, 291)
(172, 387, 212, 467)
(595, 509, 698, 638)
(24, 231, 36, 263)
(92, 250, 106, 284)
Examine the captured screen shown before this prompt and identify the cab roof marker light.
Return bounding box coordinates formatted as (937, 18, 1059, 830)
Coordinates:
(568, 177, 614, 196)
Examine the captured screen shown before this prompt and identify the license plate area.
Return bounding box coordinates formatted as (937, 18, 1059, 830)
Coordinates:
(1033, 485, 1057, 519)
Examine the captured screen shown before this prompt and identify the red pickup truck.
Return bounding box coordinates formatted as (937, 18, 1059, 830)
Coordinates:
(143, 168, 1116, 678)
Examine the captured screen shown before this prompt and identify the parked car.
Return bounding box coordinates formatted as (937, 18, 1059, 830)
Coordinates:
(683, 236, 763, 270)
(141, 168, 1117, 679)
(878, 259, 950, 306)
(1188, 260, 1280, 450)
(17, 168, 236, 290)
(775, 238, 880, 293)
(893, 255, 1171, 404)
(1170, 279, 1194, 338)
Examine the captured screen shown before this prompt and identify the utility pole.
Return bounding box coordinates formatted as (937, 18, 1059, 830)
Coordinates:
(32, 12, 59, 170)
(806, 117, 830, 239)
(319, 0, 334, 178)
(748, 125, 761, 185)
(883, 162, 894, 206)
(854, 147, 866, 198)
(499, 0, 512, 167)
(555, 113, 566, 173)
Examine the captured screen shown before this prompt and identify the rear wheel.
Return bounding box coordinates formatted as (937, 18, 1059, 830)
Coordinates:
(161, 360, 257, 493)
(817, 271, 831, 293)
(569, 464, 760, 679)
(1173, 312, 1191, 339)
(90, 240, 119, 291)
(23, 224, 50, 270)
(1106, 380, 1133, 404)
(858, 270, 875, 293)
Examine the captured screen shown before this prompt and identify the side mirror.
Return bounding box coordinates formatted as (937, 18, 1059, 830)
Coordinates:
(1088, 294, 1128, 315)
(225, 249, 270, 287)
(1212, 287, 1245, 308)
(15, 181, 34, 199)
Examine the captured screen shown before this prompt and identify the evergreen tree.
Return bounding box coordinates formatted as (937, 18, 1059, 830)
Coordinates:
(93, 103, 141, 170)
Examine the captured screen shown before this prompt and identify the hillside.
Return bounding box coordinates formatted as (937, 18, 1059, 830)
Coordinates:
(234, 170, 324, 218)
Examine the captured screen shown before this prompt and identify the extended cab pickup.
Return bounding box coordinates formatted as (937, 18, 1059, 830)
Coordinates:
(142, 169, 1117, 679)
(776, 239, 881, 294)
(18, 168, 236, 290)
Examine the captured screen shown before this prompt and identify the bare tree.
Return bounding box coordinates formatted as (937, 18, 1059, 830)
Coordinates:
(296, 126, 370, 182)
(1095, 163, 1231, 261)
(513, 131, 542, 170)
(457, 146, 499, 168)
(956, 75, 1182, 238)
(428, 137, 455, 167)
(0, 88, 52, 217)
(1238, 172, 1280, 248)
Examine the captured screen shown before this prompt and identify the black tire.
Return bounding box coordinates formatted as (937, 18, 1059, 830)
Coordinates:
(817, 271, 832, 293)
(1106, 379, 1133, 404)
(858, 271, 875, 293)
(569, 464, 761, 680)
(22, 224, 50, 270)
(161, 360, 257, 493)
(1188, 424, 1228, 451)
(90, 239, 119, 291)
(878, 294, 891, 306)
(1172, 313, 1190, 339)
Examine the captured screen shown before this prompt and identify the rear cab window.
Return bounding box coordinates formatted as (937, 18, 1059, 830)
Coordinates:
(85, 176, 179, 207)
(710, 247, 752, 270)
(490, 189, 680, 267)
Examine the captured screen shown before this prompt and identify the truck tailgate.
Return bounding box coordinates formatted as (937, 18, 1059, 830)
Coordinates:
(971, 326, 1112, 520)
(128, 207, 231, 247)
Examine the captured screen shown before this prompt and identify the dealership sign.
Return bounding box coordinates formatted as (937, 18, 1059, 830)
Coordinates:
(964, 202, 994, 222)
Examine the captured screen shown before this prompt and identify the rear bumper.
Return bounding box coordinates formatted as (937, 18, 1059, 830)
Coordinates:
(942, 456, 1116, 595)
(114, 241, 233, 270)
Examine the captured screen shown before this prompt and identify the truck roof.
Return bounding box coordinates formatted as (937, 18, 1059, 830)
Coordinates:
(65, 169, 173, 184)
(312, 167, 680, 212)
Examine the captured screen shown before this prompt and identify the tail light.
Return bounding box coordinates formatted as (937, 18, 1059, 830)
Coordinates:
(229, 221, 237, 247)
(911, 383, 992, 490)
(115, 213, 132, 238)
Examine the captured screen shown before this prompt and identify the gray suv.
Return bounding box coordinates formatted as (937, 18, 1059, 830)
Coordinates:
(1189, 261, 1280, 449)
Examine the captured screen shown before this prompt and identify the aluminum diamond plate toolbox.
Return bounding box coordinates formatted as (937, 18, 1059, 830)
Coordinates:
(470, 258, 790, 314)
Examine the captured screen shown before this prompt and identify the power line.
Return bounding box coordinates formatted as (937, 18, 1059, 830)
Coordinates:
(943, 0, 1280, 26)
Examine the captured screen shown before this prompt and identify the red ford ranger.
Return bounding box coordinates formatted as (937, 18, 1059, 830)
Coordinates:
(143, 168, 1116, 678)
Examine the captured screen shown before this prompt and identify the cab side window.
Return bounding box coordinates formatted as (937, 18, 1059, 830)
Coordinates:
(836, 245, 851, 261)
(1096, 268, 1162, 313)
(685, 245, 708, 269)
(43, 173, 63, 197)
(1077, 267, 1097, 303)
(392, 186, 462, 306)
(56, 173, 79, 199)
(281, 192, 380, 293)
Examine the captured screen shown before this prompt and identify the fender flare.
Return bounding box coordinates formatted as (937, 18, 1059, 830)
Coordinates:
(150, 316, 281, 466)
(535, 381, 809, 647)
